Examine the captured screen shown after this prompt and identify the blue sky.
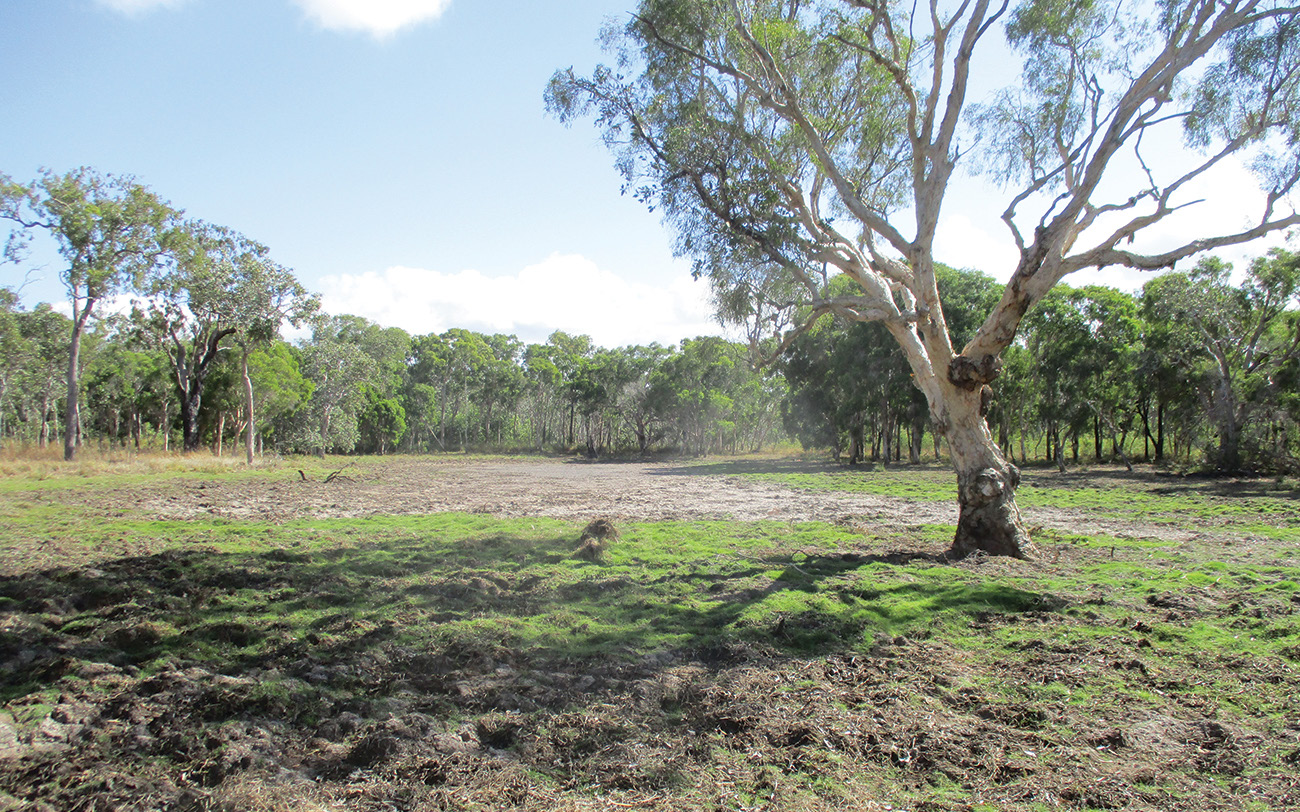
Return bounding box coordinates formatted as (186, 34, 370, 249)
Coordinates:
(2, 0, 1289, 347)
(1, 0, 718, 346)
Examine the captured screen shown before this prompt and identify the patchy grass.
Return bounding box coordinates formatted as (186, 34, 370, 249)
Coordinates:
(727, 458, 1300, 540)
(0, 456, 1298, 811)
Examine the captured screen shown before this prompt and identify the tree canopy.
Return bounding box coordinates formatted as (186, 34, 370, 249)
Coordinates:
(548, 0, 1300, 557)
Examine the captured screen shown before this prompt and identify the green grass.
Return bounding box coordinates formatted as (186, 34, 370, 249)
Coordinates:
(728, 460, 1300, 541)
(3, 455, 1300, 812)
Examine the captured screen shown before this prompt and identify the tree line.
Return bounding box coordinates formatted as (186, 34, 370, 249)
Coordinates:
(0, 168, 787, 458)
(782, 256, 1300, 475)
(3, 167, 1298, 472)
(0, 304, 787, 459)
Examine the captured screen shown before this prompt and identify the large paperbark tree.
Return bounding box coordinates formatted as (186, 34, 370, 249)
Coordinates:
(548, 0, 1300, 558)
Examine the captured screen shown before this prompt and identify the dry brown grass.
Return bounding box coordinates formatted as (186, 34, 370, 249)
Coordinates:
(0, 443, 276, 480)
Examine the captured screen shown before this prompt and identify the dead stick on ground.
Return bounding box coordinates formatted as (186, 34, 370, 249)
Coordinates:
(607, 796, 662, 808)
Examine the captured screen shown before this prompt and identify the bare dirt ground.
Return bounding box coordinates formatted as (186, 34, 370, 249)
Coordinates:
(117, 456, 1199, 543)
(2, 456, 1297, 811)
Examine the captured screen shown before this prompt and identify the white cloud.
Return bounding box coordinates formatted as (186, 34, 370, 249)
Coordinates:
(317, 253, 725, 348)
(290, 0, 452, 37)
(933, 211, 1020, 279)
(94, 0, 185, 13)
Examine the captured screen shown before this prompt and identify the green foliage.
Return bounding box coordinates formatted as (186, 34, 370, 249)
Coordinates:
(0, 168, 179, 459)
(781, 266, 997, 462)
(1144, 248, 1300, 471)
(357, 385, 407, 454)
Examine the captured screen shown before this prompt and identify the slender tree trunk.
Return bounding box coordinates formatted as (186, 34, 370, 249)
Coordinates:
(39, 393, 50, 448)
(1143, 404, 1153, 460)
(64, 310, 90, 461)
(1017, 404, 1027, 463)
(242, 350, 255, 465)
(216, 411, 225, 456)
(1155, 399, 1165, 461)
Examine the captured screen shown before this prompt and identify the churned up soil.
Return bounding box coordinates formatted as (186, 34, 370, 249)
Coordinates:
(0, 455, 1296, 811)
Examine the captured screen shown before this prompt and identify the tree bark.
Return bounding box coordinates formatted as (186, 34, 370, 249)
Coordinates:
(176, 327, 238, 453)
(939, 361, 1035, 561)
(241, 350, 255, 465)
(946, 412, 1035, 559)
(1155, 400, 1165, 461)
(64, 306, 92, 461)
(179, 387, 203, 453)
(39, 393, 50, 448)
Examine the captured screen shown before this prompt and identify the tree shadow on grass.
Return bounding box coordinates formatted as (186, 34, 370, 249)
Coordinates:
(0, 532, 1064, 708)
(1023, 464, 1300, 501)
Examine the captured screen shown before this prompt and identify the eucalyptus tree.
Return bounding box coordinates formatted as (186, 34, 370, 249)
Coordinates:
(358, 385, 408, 454)
(83, 341, 162, 446)
(136, 221, 316, 457)
(436, 328, 493, 448)
(321, 316, 410, 451)
(1022, 288, 1111, 469)
(549, 0, 1300, 557)
(297, 316, 379, 455)
(1146, 249, 1300, 470)
(16, 304, 75, 448)
(245, 341, 313, 452)
(477, 334, 526, 445)
(548, 330, 597, 446)
(0, 289, 24, 444)
(612, 343, 674, 453)
(522, 342, 564, 448)
(1, 168, 178, 459)
(648, 336, 752, 454)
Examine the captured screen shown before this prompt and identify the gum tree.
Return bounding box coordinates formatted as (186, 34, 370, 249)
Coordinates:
(1, 168, 177, 460)
(136, 222, 317, 456)
(548, 0, 1300, 558)
(1146, 249, 1300, 470)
